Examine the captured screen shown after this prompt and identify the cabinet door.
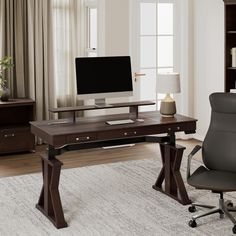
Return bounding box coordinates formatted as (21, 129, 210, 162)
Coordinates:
(0, 127, 35, 154)
(0, 100, 36, 154)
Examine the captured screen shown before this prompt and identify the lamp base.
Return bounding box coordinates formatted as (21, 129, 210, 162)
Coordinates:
(161, 114, 175, 118)
(160, 100, 176, 117)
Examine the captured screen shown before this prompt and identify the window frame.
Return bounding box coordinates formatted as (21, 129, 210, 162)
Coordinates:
(85, 1, 98, 57)
(137, 0, 177, 109)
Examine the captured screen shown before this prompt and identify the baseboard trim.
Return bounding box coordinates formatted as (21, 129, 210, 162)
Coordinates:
(176, 133, 193, 140)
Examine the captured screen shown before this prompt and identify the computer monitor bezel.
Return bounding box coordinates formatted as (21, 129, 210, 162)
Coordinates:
(75, 56, 134, 102)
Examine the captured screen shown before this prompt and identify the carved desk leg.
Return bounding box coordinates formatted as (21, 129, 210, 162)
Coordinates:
(153, 143, 192, 205)
(36, 154, 68, 229)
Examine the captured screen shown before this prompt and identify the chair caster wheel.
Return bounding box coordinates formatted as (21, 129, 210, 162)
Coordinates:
(233, 225, 236, 234)
(188, 220, 197, 228)
(188, 206, 196, 213)
(219, 212, 224, 219)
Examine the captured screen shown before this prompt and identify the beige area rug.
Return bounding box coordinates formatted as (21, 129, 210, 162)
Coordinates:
(0, 151, 235, 236)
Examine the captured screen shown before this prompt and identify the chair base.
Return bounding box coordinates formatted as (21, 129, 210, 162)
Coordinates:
(188, 193, 236, 234)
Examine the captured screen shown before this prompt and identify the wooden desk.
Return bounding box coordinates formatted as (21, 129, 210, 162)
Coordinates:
(30, 111, 197, 229)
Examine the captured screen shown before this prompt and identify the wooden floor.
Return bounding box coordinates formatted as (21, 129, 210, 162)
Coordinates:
(0, 139, 202, 178)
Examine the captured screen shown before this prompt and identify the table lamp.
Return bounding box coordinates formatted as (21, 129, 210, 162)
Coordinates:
(157, 72, 181, 117)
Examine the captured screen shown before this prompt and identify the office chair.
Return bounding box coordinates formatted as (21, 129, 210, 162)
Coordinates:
(187, 92, 236, 234)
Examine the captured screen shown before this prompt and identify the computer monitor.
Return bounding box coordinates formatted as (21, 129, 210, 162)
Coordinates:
(75, 56, 133, 106)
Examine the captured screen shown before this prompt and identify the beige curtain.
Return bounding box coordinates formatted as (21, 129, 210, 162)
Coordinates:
(52, 0, 86, 112)
(0, 0, 56, 121)
(0, 0, 86, 120)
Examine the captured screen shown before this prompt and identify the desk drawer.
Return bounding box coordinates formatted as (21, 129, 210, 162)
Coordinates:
(98, 123, 191, 141)
(159, 123, 193, 133)
(66, 133, 97, 144)
(98, 126, 154, 140)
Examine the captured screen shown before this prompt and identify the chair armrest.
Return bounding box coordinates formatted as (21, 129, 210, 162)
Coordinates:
(187, 145, 202, 179)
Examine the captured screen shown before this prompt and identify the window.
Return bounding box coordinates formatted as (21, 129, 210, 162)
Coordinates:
(86, 7, 97, 57)
(139, 0, 176, 110)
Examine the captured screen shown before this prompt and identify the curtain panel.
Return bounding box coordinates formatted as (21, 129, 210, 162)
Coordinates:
(0, 0, 56, 121)
(52, 0, 86, 117)
(0, 0, 86, 120)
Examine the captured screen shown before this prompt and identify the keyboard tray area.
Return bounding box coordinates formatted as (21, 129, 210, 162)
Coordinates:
(106, 119, 135, 125)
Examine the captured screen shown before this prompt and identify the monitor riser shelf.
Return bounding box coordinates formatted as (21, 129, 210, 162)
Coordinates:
(49, 100, 155, 124)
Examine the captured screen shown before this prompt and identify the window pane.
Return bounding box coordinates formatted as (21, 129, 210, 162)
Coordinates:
(140, 36, 156, 68)
(140, 3, 156, 35)
(158, 36, 173, 67)
(89, 8, 97, 49)
(157, 93, 165, 100)
(88, 51, 97, 57)
(139, 69, 157, 111)
(157, 68, 173, 73)
(158, 3, 173, 35)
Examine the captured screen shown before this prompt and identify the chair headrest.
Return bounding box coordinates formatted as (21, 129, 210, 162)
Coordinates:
(210, 92, 236, 114)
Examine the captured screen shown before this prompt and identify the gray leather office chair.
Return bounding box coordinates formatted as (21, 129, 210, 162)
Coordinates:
(187, 92, 236, 234)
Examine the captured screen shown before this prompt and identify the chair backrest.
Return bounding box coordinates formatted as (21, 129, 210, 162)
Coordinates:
(202, 92, 236, 172)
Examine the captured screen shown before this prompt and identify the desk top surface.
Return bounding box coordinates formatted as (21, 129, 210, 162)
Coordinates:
(30, 111, 197, 137)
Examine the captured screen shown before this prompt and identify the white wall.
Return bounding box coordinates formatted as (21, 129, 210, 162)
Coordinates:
(98, 0, 130, 57)
(104, 0, 130, 56)
(177, 0, 194, 118)
(104, 0, 131, 108)
(193, 0, 224, 140)
(97, 0, 131, 115)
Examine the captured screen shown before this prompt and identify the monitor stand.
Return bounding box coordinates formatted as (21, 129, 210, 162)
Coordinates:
(94, 98, 113, 108)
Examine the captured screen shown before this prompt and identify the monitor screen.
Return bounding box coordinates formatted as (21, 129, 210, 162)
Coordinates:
(75, 56, 133, 99)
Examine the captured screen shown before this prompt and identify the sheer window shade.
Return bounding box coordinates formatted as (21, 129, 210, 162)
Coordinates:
(52, 0, 86, 109)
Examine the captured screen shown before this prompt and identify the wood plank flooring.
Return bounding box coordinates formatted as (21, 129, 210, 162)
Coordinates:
(0, 139, 201, 178)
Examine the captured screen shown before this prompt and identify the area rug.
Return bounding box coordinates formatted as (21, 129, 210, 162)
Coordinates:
(0, 154, 235, 236)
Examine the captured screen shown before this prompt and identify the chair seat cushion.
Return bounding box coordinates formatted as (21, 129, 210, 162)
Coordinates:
(187, 166, 236, 192)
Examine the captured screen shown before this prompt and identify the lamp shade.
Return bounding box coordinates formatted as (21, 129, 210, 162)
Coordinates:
(157, 73, 181, 94)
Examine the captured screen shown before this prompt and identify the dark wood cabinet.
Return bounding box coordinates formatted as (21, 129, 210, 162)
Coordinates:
(0, 99, 35, 154)
(224, 0, 236, 91)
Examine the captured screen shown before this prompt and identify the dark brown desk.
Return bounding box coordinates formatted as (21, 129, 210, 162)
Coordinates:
(30, 111, 197, 229)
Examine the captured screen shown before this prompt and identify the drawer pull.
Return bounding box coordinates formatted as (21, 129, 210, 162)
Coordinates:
(75, 136, 91, 141)
(4, 133, 15, 138)
(124, 131, 136, 136)
(177, 127, 180, 130)
(168, 128, 171, 131)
